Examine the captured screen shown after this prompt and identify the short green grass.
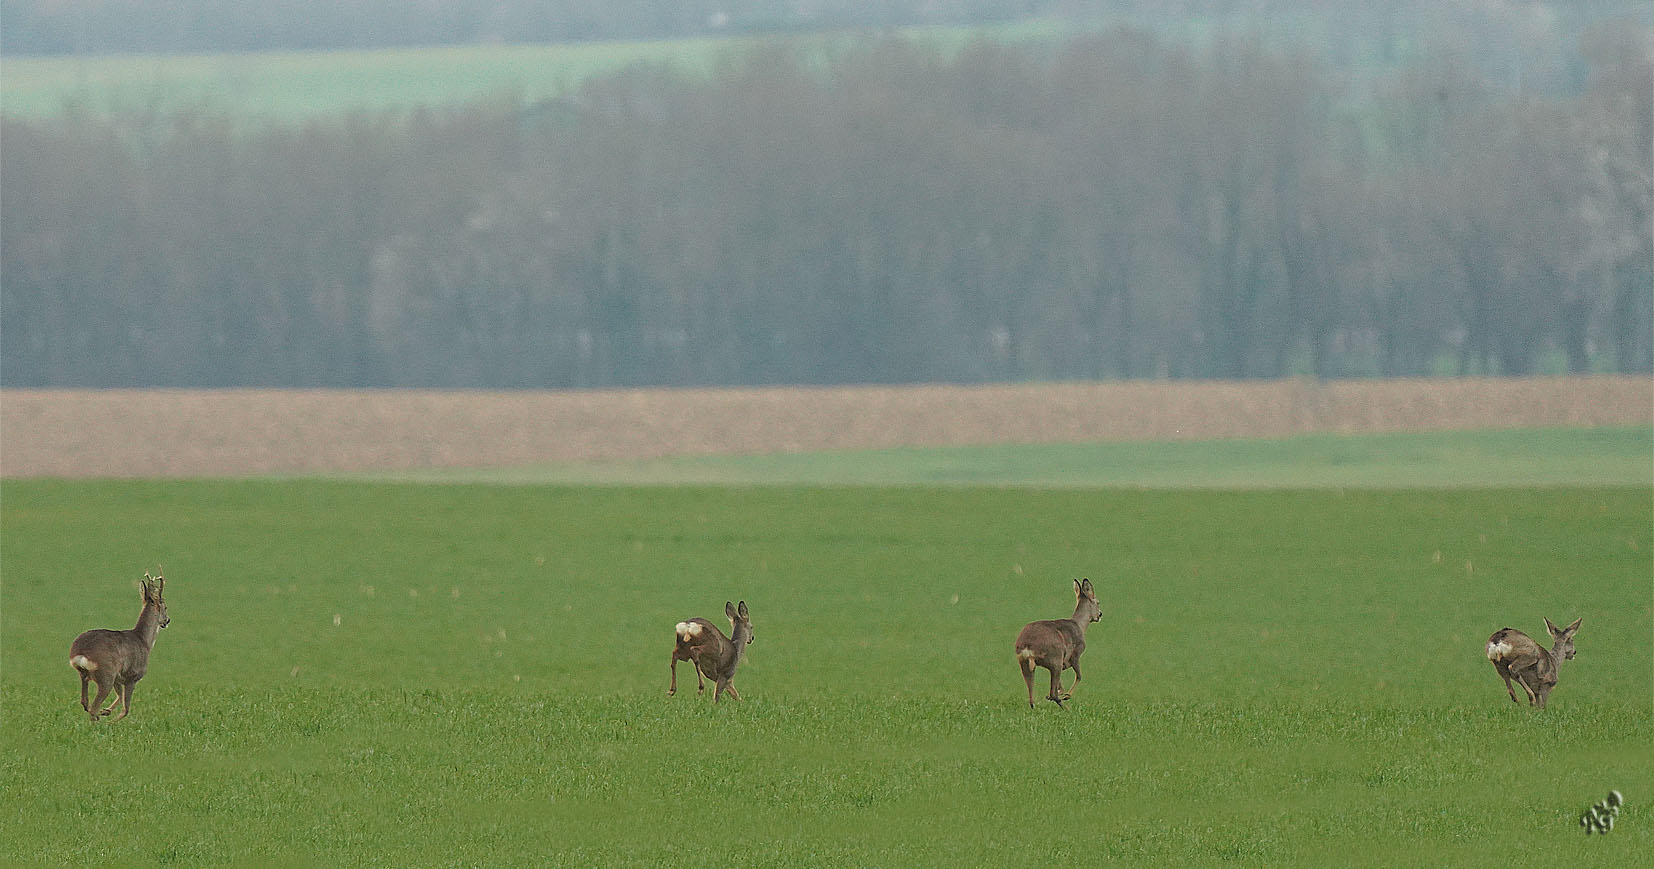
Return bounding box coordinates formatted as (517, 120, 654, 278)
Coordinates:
(366, 426, 1654, 488)
(2, 479, 1649, 864)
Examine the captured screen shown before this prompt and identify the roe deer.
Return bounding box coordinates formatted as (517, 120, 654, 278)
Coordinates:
(669, 600, 752, 703)
(1014, 578, 1101, 708)
(1486, 617, 1581, 709)
(69, 569, 170, 722)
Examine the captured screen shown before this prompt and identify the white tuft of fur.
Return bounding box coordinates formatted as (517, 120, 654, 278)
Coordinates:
(70, 655, 97, 671)
(1486, 640, 1512, 661)
(676, 621, 702, 641)
(1016, 647, 1036, 661)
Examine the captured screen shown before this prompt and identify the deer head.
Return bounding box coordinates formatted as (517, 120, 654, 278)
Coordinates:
(726, 600, 752, 645)
(1545, 617, 1581, 661)
(1073, 578, 1100, 624)
(142, 568, 170, 630)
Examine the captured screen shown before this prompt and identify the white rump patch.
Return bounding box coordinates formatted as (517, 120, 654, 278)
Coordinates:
(1016, 648, 1036, 661)
(676, 621, 703, 641)
(1486, 640, 1511, 660)
(70, 655, 97, 671)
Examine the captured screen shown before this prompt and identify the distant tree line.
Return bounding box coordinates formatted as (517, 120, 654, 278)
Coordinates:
(2, 27, 1650, 388)
(1, 0, 1057, 55)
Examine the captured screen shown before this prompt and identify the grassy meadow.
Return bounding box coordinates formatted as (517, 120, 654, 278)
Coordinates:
(2, 430, 1651, 863)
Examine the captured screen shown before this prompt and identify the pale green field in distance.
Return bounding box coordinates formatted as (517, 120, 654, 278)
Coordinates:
(1, 37, 733, 120)
(0, 19, 1067, 121)
(363, 426, 1654, 488)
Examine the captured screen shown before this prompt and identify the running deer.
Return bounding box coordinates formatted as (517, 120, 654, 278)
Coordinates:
(68, 569, 170, 722)
(1486, 617, 1581, 709)
(1014, 578, 1101, 708)
(668, 600, 752, 703)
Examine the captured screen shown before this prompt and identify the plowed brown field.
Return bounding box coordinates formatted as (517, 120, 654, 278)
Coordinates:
(2, 376, 1649, 477)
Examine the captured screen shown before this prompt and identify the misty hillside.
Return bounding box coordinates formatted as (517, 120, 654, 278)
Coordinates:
(1, 2, 1649, 388)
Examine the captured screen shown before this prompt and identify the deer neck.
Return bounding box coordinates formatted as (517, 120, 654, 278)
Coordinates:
(729, 623, 751, 666)
(1545, 640, 1567, 677)
(1069, 600, 1097, 638)
(134, 603, 163, 648)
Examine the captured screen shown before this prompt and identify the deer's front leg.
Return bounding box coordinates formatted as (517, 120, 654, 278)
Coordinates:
(1515, 672, 1539, 705)
(99, 680, 124, 716)
(113, 682, 134, 721)
(89, 679, 113, 721)
(1062, 660, 1082, 701)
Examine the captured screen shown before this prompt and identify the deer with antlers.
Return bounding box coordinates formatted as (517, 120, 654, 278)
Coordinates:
(68, 568, 170, 722)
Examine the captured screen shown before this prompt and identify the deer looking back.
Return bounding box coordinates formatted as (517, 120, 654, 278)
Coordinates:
(1014, 578, 1101, 708)
(669, 600, 752, 702)
(1486, 617, 1580, 709)
(69, 569, 170, 722)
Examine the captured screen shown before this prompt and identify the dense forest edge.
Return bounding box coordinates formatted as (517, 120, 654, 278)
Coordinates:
(1, 2, 1650, 388)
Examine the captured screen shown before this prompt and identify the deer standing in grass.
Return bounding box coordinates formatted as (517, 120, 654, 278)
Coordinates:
(669, 601, 752, 703)
(1486, 617, 1580, 709)
(69, 569, 170, 722)
(1015, 578, 1101, 708)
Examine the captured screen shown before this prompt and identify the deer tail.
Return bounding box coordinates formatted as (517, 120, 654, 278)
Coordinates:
(1486, 629, 1517, 662)
(70, 654, 97, 672)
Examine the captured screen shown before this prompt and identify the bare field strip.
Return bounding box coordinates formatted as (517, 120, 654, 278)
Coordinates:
(2, 376, 1649, 478)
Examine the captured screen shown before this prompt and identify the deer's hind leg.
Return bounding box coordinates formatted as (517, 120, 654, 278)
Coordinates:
(1019, 657, 1037, 708)
(78, 668, 92, 713)
(1493, 662, 1520, 703)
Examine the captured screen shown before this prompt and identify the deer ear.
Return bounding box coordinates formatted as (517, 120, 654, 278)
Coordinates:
(1080, 578, 1094, 595)
(1544, 617, 1562, 637)
(737, 600, 749, 619)
(1563, 617, 1582, 634)
(725, 601, 738, 620)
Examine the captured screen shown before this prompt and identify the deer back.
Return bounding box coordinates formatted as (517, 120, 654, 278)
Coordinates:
(1015, 618, 1084, 662)
(69, 627, 151, 678)
(1486, 627, 1553, 678)
(675, 617, 736, 673)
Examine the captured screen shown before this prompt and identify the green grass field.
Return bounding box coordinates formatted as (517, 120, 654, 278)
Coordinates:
(3, 432, 1650, 863)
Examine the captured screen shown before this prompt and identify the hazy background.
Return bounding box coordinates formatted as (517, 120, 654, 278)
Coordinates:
(2, 0, 1649, 389)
